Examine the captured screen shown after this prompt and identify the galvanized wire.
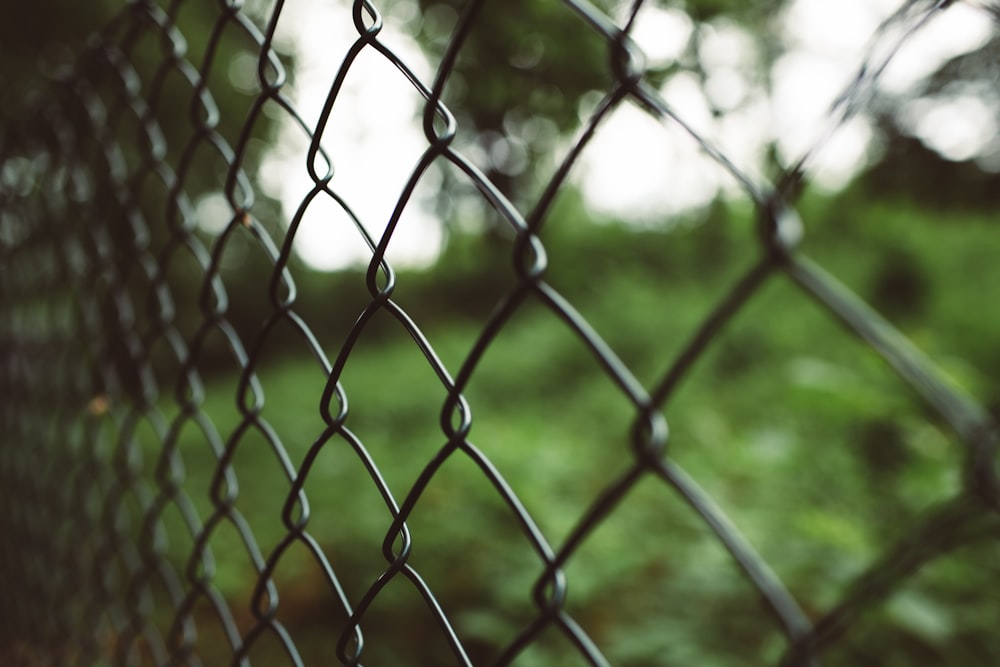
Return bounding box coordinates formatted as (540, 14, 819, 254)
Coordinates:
(1, 0, 998, 666)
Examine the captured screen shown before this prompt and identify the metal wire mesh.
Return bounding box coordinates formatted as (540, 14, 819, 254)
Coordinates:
(1, 0, 998, 665)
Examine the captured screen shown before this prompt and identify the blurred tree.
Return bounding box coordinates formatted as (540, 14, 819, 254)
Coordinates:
(391, 0, 999, 220)
(0, 3, 117, 123)
(410, 0, 611, 203)
(864, 31, 1000, 211)
(0, 0, 292, 391)
(399, 0, 783, 211)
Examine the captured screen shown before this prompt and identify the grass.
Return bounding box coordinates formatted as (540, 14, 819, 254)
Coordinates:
(130, 188, 1000, 665)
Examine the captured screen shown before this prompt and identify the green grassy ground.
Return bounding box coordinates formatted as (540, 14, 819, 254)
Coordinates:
(144, 189, 999, 665)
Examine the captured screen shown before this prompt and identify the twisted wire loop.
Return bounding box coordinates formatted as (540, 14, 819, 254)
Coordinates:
(1, 0, 997, 665)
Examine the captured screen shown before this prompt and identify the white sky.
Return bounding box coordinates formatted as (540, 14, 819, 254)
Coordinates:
(205, 0, 999, 271)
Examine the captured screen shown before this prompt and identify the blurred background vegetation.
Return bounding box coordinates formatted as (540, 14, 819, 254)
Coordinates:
(3, 0, 1000, 665)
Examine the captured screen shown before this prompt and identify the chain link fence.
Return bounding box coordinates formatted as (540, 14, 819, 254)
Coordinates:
(2, 0, 999, 665)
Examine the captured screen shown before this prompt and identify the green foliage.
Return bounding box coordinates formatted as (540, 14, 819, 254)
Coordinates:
(0, 2, 118, 122)
(415, 0, 611, 126)
(151, 186, 1000, 664)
